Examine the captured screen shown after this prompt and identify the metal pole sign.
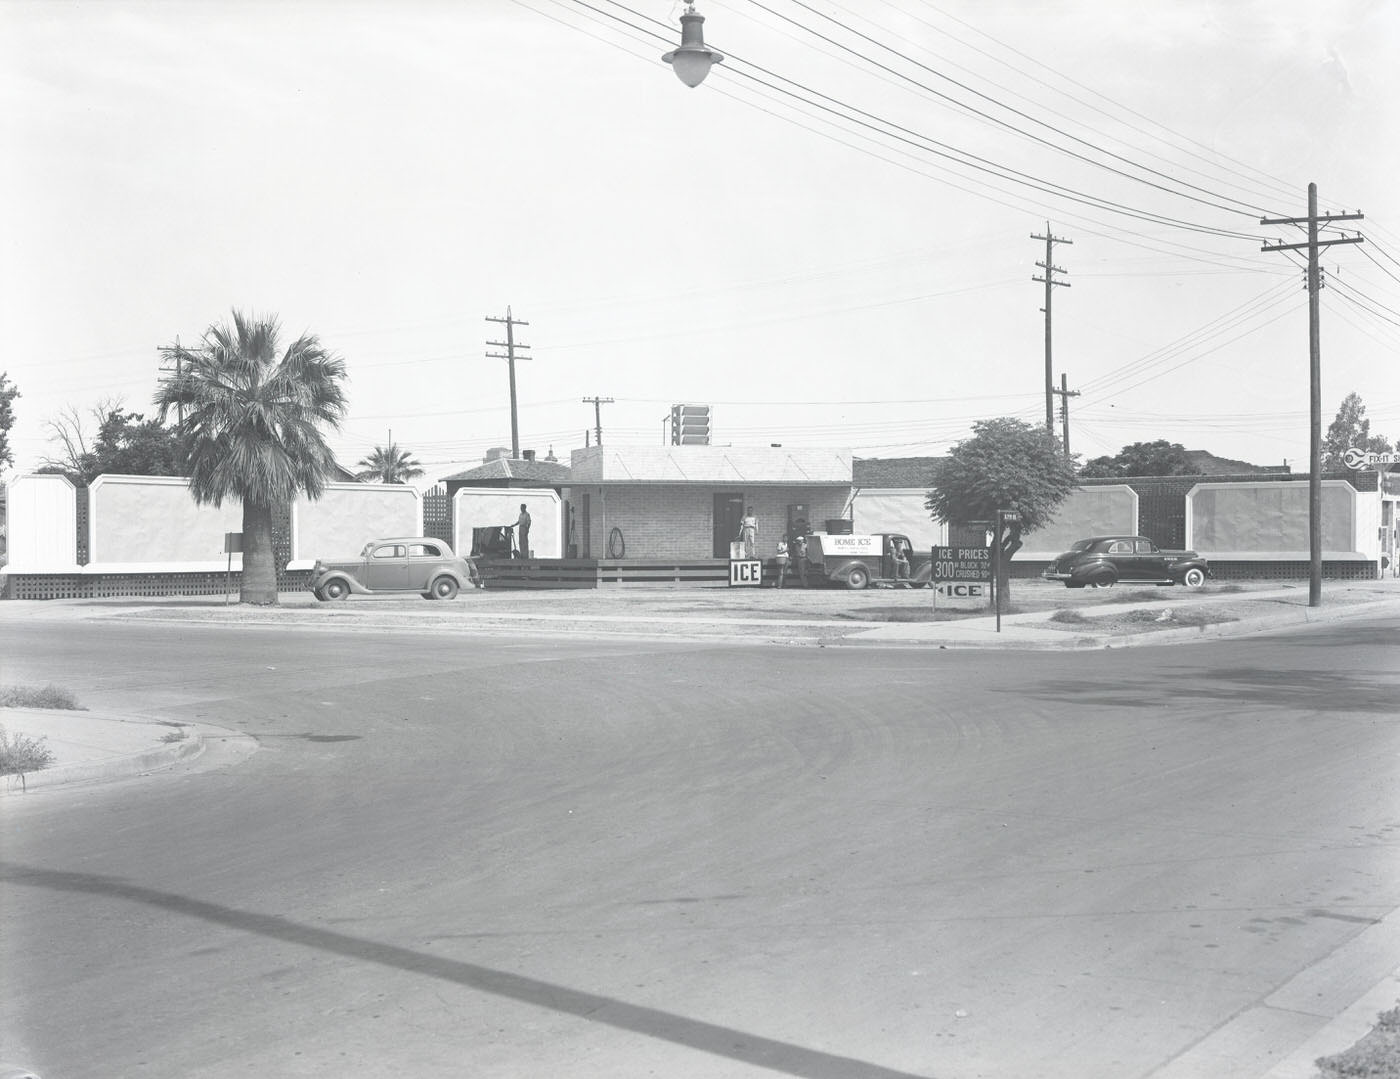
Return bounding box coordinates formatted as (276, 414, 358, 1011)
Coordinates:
(223, 532, 242, 604)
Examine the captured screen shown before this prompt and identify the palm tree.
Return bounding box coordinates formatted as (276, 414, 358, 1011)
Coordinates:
(356, 442, 424, 484)
(154, 310, 349, 605)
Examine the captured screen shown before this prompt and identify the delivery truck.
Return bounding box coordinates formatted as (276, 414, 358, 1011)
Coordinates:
(802, 532, 930, 589)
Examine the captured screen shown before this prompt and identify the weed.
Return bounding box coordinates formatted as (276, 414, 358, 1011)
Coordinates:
(0, 684, 85, 710)
(1316, 1005, 1400, 1078)
(160, 728, 188, 744)
(1049, 609, 1088, 624)
(0, 725, 55, 776)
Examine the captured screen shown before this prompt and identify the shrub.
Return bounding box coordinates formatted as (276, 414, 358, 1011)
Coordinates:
(0, 684, 84, 710)
(0, 725, 55, 776)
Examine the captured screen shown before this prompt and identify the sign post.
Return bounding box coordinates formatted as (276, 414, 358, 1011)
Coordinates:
(223, 532, 243, 604)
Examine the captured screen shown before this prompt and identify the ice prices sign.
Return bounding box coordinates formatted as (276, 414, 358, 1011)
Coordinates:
(932, 546, 992, 582)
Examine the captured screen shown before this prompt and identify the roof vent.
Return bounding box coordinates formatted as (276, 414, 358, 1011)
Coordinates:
(485, 447, 510, 462)
(522, 449, 536, 462)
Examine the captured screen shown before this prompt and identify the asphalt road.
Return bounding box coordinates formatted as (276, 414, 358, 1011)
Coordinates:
(2, 617, 1398, 1078)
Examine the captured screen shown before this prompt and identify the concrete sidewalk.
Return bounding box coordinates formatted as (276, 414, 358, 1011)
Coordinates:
(0, 708, 207, 796)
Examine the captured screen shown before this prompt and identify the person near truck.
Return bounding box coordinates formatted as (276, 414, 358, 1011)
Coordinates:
(891, 536, 911, 584)
(738, 507, 757, 559)
(792, 534, 808, 587)
(774, 537, 789, 588)
(516, 504, 532, 558)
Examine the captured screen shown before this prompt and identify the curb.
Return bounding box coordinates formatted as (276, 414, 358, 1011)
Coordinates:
(1, 721, 205, 797)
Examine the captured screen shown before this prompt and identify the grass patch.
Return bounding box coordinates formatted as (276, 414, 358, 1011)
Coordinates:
(0, 683, 85, 710)
(1049, 609, 1088, 624)
(1316, 1005, 1400, 1078)
(0, 725, 55, 776)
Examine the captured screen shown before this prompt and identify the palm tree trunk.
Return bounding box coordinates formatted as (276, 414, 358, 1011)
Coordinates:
(240, 498, 279, 605)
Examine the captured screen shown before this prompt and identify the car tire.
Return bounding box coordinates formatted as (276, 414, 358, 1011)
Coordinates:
(1182, 567, 1207, 588)
(322, 578, 350, 601)
(845, 567, 869, 590)
(1087, 575, 1115, 589)
(430, 576, 459, 601)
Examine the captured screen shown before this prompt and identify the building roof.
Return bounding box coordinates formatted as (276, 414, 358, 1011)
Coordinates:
(441, 457, 570, 486)
(569, 445, 852, 485)
(853, 456, 940, 488)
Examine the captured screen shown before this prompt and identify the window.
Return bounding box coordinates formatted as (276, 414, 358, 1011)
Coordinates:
(372, 545, 403, 559)
(1135, 539, 1157, 553)
(408, 543, 439, 557)
(1109, 540, 1132, 554)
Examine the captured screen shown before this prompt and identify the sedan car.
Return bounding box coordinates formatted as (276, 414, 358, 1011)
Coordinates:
(1042, 535, 1211, 589)
(310, 537, 478, 601)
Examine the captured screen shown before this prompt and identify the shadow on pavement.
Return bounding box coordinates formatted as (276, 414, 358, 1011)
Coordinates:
(2, 862, 935, 1079)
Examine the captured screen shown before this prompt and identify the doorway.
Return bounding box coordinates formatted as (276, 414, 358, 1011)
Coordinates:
(713, 493, 744, 558)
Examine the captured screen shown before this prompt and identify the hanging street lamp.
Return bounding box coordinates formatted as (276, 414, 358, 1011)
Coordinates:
(662, 3, 723, 88)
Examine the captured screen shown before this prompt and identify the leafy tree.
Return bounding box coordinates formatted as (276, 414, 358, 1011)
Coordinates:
(38, 400, 186, 485)
(0, 372, 18, 471)
(154, 310, 349, 605)
(926, 417, 1079, 607)
(1323, 392, 1393, 470)
(356, 442, 424, 484)
(1079, 439, 1201, 478)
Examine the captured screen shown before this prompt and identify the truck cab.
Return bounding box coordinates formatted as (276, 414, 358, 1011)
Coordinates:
(802, 532, 930, 589)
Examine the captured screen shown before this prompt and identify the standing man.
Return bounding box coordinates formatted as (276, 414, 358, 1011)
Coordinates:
(738, 506, 757, 560)
(516, 503, 532, 559)
(792, 533, 808, 587)
(774, 536, 789, 588)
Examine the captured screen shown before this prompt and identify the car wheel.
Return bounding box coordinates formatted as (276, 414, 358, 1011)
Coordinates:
(1087, 575, 1115, 589)
(845, 567, 869, 590)
(1182, 567, 1207, 588)
(430, 576, 459, 600)
(322, 578, 350, 601)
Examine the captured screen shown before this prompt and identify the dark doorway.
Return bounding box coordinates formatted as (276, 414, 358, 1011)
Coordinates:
(713, 493, 744, 557)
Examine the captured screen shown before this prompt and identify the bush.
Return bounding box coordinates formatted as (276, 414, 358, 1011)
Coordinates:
(0, 725, 55, 776)
(0, 684, 84, 710)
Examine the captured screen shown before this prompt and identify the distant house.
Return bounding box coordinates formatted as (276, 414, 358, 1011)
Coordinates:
(439, 447, 569, 498)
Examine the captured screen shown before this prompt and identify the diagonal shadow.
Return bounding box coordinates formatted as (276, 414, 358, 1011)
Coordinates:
(1, 862, 934, 1079)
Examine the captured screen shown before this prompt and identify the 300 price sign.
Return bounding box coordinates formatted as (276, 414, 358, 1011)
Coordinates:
(931, 546, 992, 582)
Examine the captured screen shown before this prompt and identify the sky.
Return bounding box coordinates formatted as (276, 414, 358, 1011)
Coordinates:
(2, 0, 1398, 486)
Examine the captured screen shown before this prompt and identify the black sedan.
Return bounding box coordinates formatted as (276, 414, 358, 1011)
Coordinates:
(1042, 535, 1211, 589)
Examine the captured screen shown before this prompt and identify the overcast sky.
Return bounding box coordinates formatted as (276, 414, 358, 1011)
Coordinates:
(3, 0, 1397, 483)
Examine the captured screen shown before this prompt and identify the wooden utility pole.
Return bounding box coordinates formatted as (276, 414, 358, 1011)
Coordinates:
(1261, 187, 1363, 608)
(582, 396, 614, 448)
(1051, 373, 1080, 455)
(1032, 224, 1072, 435)
(486, 307, 531, 459)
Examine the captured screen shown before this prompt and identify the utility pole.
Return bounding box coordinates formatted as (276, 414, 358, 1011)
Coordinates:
(486, 307, 531, 460)
(1051, 373, 1080, 455)
(581, 396, 614, 448)
(1261, 186, 1363, 608)
(1032, 224, 1072, 436)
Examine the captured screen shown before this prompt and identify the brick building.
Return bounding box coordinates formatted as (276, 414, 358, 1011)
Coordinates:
(566, 445, 852, 560)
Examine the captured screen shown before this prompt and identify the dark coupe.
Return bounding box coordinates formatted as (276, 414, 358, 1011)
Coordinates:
(1042, 535, 1211, 589)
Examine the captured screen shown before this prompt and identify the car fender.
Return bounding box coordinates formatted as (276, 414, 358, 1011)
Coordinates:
(312, 572, 370, 596)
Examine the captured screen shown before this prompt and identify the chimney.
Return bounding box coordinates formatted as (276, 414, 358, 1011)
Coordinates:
(522, 449, 536, 462)
(485, 447, 510, 462)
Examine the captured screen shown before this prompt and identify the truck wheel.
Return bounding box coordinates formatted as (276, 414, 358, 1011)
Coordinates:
(845, 567, 869, 590)
(1182, 567, 1206, 588)
(430, 576, 460, 601)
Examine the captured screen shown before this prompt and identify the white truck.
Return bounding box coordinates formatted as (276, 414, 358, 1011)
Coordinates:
(802, 532, 930, 589)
